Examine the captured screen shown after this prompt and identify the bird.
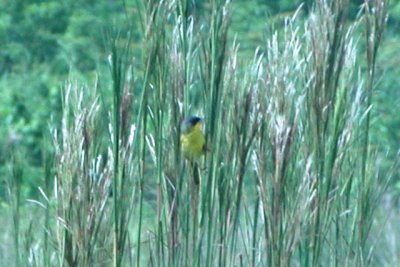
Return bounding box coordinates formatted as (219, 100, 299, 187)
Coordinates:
(180, 116, 206, 185)
(180, 116, 206, 159)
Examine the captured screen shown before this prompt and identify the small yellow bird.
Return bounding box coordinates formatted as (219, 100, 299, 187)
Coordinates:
(180, 116, 206, 159)
(180, 116, 206, 185)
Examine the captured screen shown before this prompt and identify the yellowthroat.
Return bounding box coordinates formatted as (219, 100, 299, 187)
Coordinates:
(180, 116, 206, 159)
(180, 116, 206, 185)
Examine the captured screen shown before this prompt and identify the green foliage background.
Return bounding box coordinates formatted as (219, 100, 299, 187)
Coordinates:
(1, 0, 399, 199)
(0, 0, 399, 216)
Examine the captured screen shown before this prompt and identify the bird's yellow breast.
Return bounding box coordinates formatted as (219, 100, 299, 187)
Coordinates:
(181, 123, 205, 159)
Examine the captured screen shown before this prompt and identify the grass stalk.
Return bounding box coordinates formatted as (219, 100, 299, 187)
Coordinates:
(9, 151, 22, 267)
(359, 0, 388, 256)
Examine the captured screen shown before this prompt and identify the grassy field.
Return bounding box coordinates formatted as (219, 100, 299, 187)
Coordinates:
(1, 0, 397, 266)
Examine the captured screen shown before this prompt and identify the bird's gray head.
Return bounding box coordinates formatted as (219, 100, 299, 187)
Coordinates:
(181, 116, 203, 134)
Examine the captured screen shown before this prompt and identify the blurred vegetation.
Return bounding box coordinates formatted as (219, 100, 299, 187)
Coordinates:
(0, 0, 126, 197)
(1, 0, 399, 197)
(0, 0, 399, 266)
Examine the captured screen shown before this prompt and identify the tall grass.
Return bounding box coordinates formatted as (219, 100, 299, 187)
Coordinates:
(7, 151, 23, 267)
(3, 0, 391, 266)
